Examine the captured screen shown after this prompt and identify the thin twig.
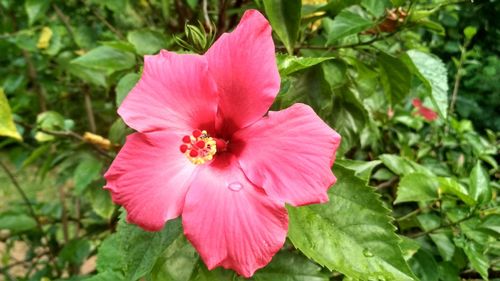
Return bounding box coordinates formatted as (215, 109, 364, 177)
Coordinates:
(90, 8, 124, 39)
(407, 214, 475, 238)
(0, 161, 43, 233)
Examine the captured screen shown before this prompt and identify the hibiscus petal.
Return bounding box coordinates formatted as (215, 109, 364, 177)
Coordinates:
(233, 103, 341, 206)
(182, 154, 288, 278)
(205, 9, 280, 136)
(104, 131, 197, 231)
(118, 51, 218, 134)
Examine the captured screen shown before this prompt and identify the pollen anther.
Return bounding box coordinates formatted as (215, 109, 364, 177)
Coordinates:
(179, 130, 217, 165)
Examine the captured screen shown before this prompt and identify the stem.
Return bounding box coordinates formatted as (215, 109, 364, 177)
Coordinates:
(84, 91, 96, 133)
(407, 214, 474, 238)
(52, 4, 77, 44)
(0, 161, 43, 233)
(90, 8, 124, 39)
(448, 45, 468, 118)
(59, 186, 69, 243)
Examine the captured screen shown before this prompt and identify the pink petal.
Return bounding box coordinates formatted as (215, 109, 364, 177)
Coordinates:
(118, 51, 218, 134)
(233, 103, 341, 206)
(205, 10, 280, 136)
(182, 154, 288, 277)
(104, 131, 197, 231)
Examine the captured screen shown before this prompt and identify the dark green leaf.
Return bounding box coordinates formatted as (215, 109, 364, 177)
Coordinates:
(378, 52, 411, 105)
(116, 73, 140, 107)
(67, 63, 108, 87)
(287, 166, 416, 280)
(263, 0, 302, 54)
(74, 156, 103, 195)
(361, 0, 391, 17)
(253, 251, 329, 281)
(148, 235, 198, 281)
(395, 172, 439, 203)
(59, 239, 91, 266)
(409, 249, 439, 281)
(96, 215, 183, 281)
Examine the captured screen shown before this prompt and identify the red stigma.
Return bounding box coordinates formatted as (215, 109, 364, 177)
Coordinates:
(180, 144, 188, 153)
(192, 129, 202, 138)
(182, 135, 191, 143)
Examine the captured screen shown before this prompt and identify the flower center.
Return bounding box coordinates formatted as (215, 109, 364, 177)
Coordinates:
(179, 129, 227, 165)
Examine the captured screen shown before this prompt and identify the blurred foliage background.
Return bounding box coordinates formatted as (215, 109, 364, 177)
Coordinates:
(0, 0, 499, 280)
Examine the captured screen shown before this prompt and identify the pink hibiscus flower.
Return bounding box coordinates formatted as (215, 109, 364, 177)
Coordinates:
(412, 98, 438, 121)
(104, 9, 341, 277)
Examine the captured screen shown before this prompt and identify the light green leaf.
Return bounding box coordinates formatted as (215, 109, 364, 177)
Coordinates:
(0, 88, 22, 141)
(438, 177, 476, 206)
(335, 159, 381, 183)
(74, 156, 103, 195)
(361, 0, 391, 17)
(127, 29, 167, 55)
(84, 271, 124, 281)
(469, 161, 491, 204)
(88, 185, 115, 219)
(405, 50, 448, 118)
(379, 154, 432, 177)
(148, 235, 198, 281)
(0, 212, 37, 232)
(479, 214, 500, 235)
(462, 242, 489, 280)
(25, 0, 50, 26)
(287, 166, 416, 281)
(71, 46, 135, 73)
(263, 0, 302, 54)
(277, 54, 333, 76)
(67, 63, 108, 87)
(464, 26, 478, 41)
(326, 7, 373, 43)
(378, 52, 411, 105)
(116, 73, 140, 107)
(395, 172, 439, 203)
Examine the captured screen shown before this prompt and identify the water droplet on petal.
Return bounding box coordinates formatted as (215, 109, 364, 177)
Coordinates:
(363, 248, 374, 257)
(227, 182, 243, 191)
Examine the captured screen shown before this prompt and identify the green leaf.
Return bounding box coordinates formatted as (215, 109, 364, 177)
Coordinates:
(96, 215, 183, 281)
(479, 214, 500, 235)
(379, 154, 432, 177)
(25, 0, 50, 26)
(469, 161, 491, 204)
(405, 50, 449, 118)
(84, 271, 124, 281)
(88, 185, 115, 219)
(253, 251, 329, 281)
(326, 7, 373, 43)
(0, 88, 22, 141)
(287, 166, 416, 281)
(67, 63, 108, 87)
(378, 52, 411, 105)
(127, 29, 167, 55)
(148, 235, 198, 281)
(35, 111, 65, 142)
(438, 177, 476, 206)
(462, 242, 489, 280)
(71, 46, 135, 73)
(361, 0, 391, 17)
(394, 172, 439, 203)
(277, 54, 333, 76)
(188, 262, 237, 281)
(74, 156, 103, 195)
(263, 0, 302, 54)
(409, 249, 439, 281)
(116, 73, 140, 107)
(59, 239, 91, 266)
(0, 212, 37, 232)
(335, 159, 381, 183)
(464, 26, 478, 41)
